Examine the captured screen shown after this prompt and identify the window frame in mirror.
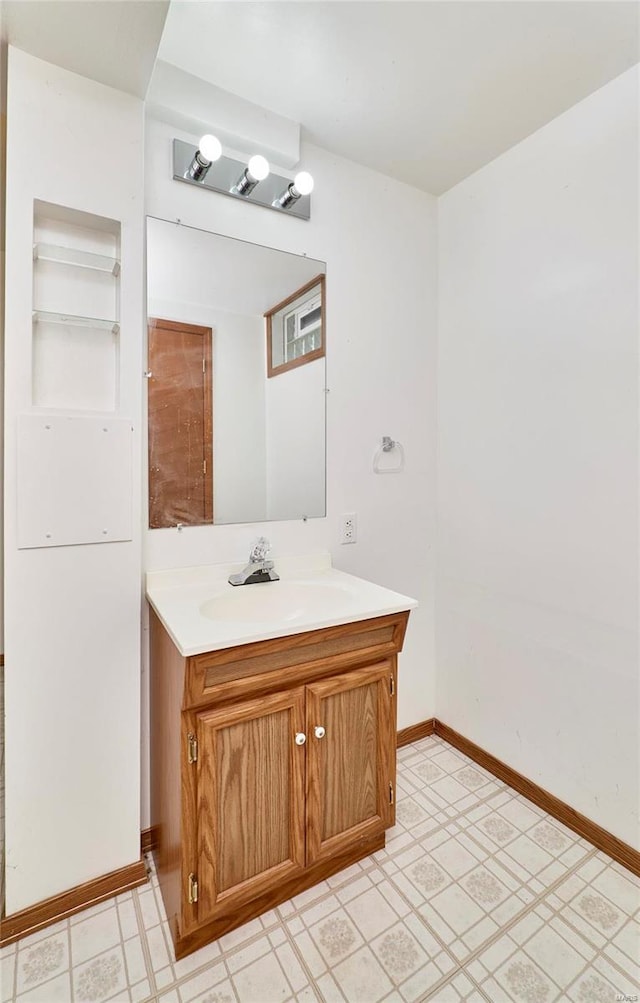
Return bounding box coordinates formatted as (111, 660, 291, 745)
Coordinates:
(265, 274, 326, 378)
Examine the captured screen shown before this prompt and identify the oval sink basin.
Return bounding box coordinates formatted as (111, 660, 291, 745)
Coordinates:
(199, 581, 355, 624)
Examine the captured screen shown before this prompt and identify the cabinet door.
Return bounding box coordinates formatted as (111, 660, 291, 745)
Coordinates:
(306, 661, 395, 864)
(194, 687, 306, 923)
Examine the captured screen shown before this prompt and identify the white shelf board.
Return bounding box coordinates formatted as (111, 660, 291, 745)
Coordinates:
(33, 242, 120, 276)
(33, 310, 119, 335)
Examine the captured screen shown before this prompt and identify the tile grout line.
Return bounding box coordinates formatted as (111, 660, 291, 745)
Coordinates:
(272, 934, 304, 1003)
(64, 900, 132, 1000)
(281, 905, 354, 1003)
(449, 810, 594, 905)
(519, 856, 640, 991)
(381, 827, 555, 914)
(280, 921, 327, 1003)
(391, 769, 529, 851)
(431, 846, 601, 989)
(8, 920, 72, 1003)
(385, 742, 600, 901)
(11, 936, 18, 1002)
(149, 862, 380, 997)
(133, 881, 160, 1000)
(457, 866, 637, 1003)
(144, 912, 285, 999)
(423, 967, 493, 1003)
(68, 912, 75, 1002)
(373, 854, 504, 1002)
(411, 847, 602, 1003)
(115, 890, 137, 1003)
(152, 842, 462, 1001)
(332, 847, 484, 1001)
(485, 843, 600, 955)
(224, 953, 243, 1003)
(376, 836, 602, 1001)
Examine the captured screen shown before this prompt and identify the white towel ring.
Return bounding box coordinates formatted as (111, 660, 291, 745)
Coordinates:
(373, 436, 405, 474)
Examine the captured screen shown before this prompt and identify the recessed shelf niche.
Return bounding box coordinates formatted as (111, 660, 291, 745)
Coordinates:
(32, 201, 121, 412)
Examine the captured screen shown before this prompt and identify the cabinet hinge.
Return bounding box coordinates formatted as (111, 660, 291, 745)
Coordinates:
(188, 872, 198, 904)
(389, 781, 394, 805)
(389, 676, 395, 696)
(187, 733, 198, 764)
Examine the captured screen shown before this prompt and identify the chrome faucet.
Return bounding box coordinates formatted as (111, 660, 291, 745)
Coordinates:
(228, 537, 280, 586)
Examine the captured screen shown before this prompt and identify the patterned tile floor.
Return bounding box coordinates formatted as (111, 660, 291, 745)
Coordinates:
(2, 735, 639, 1003)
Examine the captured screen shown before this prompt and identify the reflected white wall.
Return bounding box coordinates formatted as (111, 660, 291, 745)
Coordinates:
(266, 358, 326, 521)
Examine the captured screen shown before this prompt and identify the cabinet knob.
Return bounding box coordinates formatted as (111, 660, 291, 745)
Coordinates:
(295, 732, 307, 746)
(314, 726, 326, 739)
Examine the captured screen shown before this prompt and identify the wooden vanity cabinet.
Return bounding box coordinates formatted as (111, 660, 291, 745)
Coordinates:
(150, 609, 409, 959)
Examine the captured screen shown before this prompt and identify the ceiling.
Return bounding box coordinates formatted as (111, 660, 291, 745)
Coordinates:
(158, 1, 640, 194)
(0, 0, 169, 99)
(1, 1, 638, 194)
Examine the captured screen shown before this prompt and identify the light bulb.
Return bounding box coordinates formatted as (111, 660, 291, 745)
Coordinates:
(198, 134, 221, 163)
(186, 135, 222, 181)
(248, 155, 269, 181)
(293, 171, 314, 196)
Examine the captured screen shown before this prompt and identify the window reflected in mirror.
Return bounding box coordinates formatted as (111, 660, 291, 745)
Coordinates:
(266, 275, 325, 377)
(146, 218, 327, 528)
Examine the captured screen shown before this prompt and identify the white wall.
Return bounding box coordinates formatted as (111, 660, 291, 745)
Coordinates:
(4, 48, 144, 911)
(437, 68, 639, 847)
(0, 39, 5, 659)
(142, 114, 438, 825)
(265, 358, 326, 521)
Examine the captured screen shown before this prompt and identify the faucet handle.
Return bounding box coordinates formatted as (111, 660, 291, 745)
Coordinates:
(250, 536, 271, 563)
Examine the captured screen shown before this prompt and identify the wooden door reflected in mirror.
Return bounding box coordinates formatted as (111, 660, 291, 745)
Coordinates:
(148, 318, 213, 529)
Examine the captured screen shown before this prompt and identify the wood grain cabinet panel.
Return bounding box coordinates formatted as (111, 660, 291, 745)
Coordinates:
(306, 662, 394, 864)
(195, 688, 306, 923)
(150, 609, 409, 958)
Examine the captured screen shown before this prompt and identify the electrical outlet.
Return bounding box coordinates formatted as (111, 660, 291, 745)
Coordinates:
(341, 512, 357, 545)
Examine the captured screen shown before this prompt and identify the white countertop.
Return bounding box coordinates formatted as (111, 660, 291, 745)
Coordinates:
(146, 552, 418, 656)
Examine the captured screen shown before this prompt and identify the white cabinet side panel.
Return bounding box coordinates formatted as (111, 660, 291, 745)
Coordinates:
(4, 48, 144, 912)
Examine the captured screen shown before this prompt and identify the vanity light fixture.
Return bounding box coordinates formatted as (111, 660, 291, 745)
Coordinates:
(185, 134, 222, 182)
(233, 155, 270, 196)
(173, 138, 313, 220)
(273, 171, 315, 209)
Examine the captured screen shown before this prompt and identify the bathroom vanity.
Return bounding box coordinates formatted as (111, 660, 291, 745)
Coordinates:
(147, 555, 416, 958)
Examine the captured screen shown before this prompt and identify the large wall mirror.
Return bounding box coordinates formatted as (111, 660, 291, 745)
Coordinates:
(146, 217, 327, 527)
